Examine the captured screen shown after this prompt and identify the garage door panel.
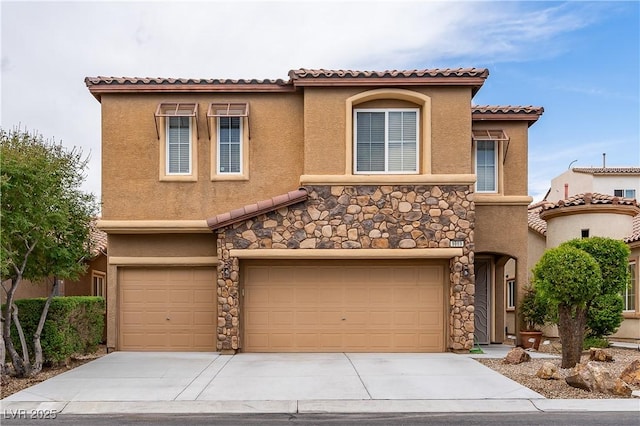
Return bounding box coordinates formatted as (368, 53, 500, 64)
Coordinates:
(243, 261, 445, 352)
(119, 267, 216, 351)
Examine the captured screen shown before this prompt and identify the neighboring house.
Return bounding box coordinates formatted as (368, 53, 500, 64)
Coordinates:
(1, 221, 108, 302)
(85, 68, 543, 354)
(547, 167, 639, 203)
(528, 193, 640, 342)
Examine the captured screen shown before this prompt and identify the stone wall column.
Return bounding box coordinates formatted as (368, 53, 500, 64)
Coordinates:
(216, 234, 240, 354)
(449, 250, 475, 352)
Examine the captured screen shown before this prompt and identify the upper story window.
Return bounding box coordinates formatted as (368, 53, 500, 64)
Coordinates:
(167, 116, 192, 174)
(155, 103, 198, 181)
(208, 103, 249, 180)
(614, 189, 636, 199)
(472, 130, 508, 193)
(354, 109, 418, 174)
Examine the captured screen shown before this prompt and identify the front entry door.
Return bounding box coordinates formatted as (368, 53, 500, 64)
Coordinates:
(474, 259, 491, 344)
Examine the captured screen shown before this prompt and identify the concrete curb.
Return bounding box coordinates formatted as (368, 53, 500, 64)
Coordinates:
(2, 399, 639, 415)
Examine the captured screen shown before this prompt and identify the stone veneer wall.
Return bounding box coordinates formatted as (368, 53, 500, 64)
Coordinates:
(215, 185, 476, 352)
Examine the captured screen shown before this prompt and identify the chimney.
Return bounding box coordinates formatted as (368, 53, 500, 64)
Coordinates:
(602, 153, 606, 168)
(564, 183, 569, 199)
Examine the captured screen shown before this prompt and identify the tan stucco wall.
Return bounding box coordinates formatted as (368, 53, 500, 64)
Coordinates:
(64, 255, 108, 296)
(471, 122, 529, 196)
(100, 93, 304, 220)
(108, 233, 216, 258)
(549, 170, 593, 202)
(301, 86, 472, 176)
(545, 213, 634, 248)
(527, 230, 546, 279)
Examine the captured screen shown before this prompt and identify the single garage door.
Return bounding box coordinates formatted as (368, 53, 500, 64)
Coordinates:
(243, 260, 445, 352)
(119, 267, 217, 351)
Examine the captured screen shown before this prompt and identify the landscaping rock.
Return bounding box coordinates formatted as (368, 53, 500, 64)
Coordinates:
(589, 348, 613, 362)
(536, 361, 561, 380)
(619, 359, 640, 386)
(503, 347, 531, 364)
(566, 362, 632, 396)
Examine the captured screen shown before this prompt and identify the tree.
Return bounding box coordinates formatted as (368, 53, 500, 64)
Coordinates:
(563, 237, 630, 338)
(0, 127, 98, 377)
(533, 245, 602, 368)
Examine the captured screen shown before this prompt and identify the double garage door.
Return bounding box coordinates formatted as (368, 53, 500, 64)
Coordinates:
(118, 261, 445, 352)
(243, 260, 446, 352)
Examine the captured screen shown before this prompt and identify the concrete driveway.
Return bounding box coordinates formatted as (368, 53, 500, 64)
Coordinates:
(3, 352, 543, 404)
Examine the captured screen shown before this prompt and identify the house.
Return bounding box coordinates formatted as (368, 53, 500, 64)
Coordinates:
(547, 167, 639, 203)
(528, 187, 640, 342)
(1, 221, 108, 302)
(85, 68, 543, 354)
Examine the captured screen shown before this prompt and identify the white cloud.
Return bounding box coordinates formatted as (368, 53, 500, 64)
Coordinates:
(0, 0, 632, 202)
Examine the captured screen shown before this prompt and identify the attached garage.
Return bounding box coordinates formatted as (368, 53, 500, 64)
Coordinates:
(119, 267, 217, 351)
(242, 260, 446, 352)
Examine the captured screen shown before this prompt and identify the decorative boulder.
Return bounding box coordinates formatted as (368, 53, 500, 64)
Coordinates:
(566, 362, 632, 397)
(620, 359, 640, 386)
(536, 361, 562, 380)
(503, 347, 531, 364)
(589, 348, 613, 362)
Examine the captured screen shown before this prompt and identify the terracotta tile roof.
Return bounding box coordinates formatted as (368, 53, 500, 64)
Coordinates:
(85, 67, 491, 99)
(572, 167, 640, 175)
(472, 105, 545, 126)
(541, 192, 638, 212)
(84, 76, 289, 86)
(89, 219, 107, 257)
(625, 214, 640, 243)
(527, 202, 551, 236)
(529, 194, 640, 242)
(289, 68, 489, 79)
(207, 189, 308, 231)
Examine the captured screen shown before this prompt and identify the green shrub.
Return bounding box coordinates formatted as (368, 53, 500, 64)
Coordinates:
(5, 296, 105, 364)
(583, 336, 609, 349)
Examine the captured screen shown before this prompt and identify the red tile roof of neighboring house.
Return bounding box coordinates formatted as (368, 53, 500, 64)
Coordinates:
(528, 193, 640, 242)
(207, 189, 308, 231)
(527, 202, 550, 236)
(472, 105, 544, 126)
(541, 192, 638, 212)
(90, 220, 107, 257)
(289, 68, 489, 79)
(625, 214, 640, 243)
(572, 167, 640, 175)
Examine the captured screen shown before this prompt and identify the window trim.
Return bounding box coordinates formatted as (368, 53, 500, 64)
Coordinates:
(208, 102, 250, 181)
(156, 103, 198, 182)
(353, 107, 420, 175)
(473, 139, 499, 193)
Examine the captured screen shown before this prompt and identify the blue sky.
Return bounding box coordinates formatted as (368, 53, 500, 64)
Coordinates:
(1, 1, 639, 203)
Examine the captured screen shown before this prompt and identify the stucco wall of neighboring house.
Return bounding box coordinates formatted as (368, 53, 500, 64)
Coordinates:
(592, 176, 640, 196)
(612, 244, 640, 341)
(1, 279, 53, 303)
(64, 255, 108, 296)
(545, 212, 634, 247)
(100, 92, 305, 220)
(548, 169, 593, 202)
(504, 258, 517, 336)
(528, 231, 546, 279)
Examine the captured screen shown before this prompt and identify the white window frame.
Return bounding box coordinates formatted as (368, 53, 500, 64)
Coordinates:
(166, 116, 193, 175)
(506, 279, 516, 310)
(217, 116, 243, 175)
(624, 261, 636, 312)
(92, 271, 106, 298)
(474, 139, 498, 193)
(353, 108, 419, 174)
(614, 189, 636, 199)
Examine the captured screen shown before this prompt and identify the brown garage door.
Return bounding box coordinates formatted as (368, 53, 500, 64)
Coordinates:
(119, 267, 217, 351)
(243, 260, 445, 352)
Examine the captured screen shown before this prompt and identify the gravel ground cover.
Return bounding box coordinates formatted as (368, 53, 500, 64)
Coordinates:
(478, 343, 640, 399)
